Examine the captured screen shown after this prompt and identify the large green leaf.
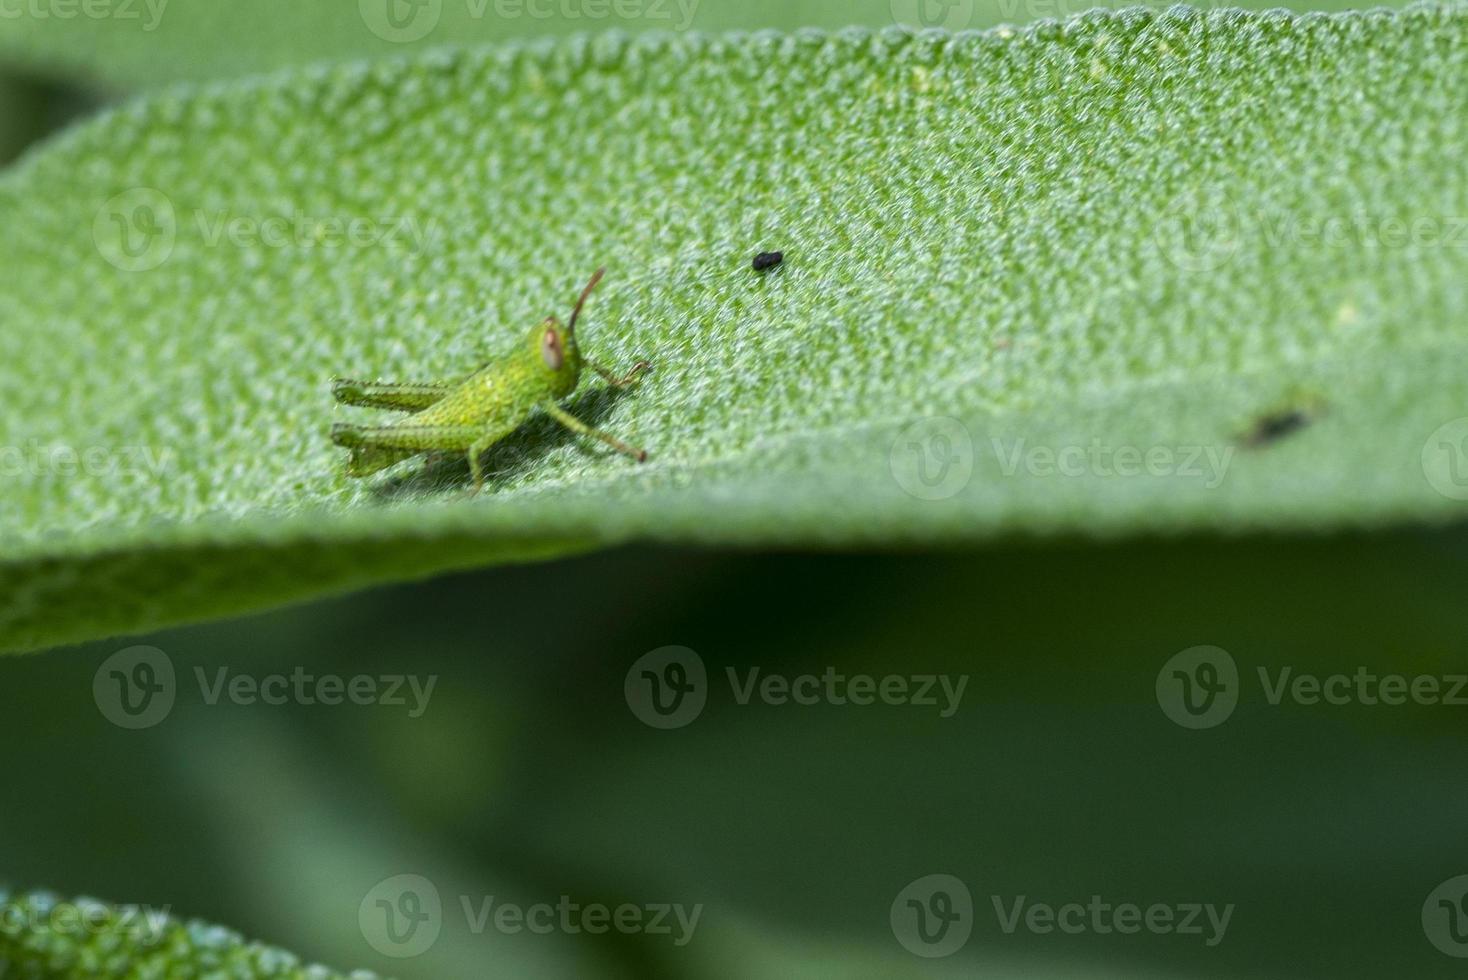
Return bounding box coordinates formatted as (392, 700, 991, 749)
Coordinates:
(3, 8, 1467, 655)
(0, 888, 378, 978)
(0, 0, 1411, 89)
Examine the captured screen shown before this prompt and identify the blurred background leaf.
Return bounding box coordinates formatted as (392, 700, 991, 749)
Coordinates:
(5, 532, 1468, 977)
(0, 70, 99, 164)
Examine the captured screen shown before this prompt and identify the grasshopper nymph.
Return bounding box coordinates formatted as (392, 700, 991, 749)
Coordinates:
(331, 268, 651, 492)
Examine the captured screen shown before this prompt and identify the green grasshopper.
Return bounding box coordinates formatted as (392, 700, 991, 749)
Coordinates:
(331, 268, 650, 492)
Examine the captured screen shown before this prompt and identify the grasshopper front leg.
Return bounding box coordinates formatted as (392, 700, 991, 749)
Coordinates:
(542, 400, 648, 463)
(587, 359, 652, 389)
(467, 429, 512, 494)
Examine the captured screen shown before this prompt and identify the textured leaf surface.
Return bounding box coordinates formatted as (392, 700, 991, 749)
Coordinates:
(0, 889, 378, 978)
(0, 0, 1397, 89)
(3, 8, 1467, 655)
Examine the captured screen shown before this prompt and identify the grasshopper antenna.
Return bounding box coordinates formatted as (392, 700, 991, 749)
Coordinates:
(568, 267, 606, 339)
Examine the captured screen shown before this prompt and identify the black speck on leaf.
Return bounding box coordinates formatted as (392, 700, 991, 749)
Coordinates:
(1243, 408, 1313, 448)
(752, 251, 783, 272)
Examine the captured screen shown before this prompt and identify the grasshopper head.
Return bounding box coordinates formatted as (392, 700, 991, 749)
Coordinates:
(534, 315, 580, 399)
(532, 267, 604, 399)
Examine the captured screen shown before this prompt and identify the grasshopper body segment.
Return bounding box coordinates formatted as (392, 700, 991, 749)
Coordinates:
(331, 268, 651, 490)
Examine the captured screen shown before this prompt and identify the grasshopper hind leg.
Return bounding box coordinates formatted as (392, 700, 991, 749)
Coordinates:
(330, 423, 414, 477)
(332, 379, 456, 411)
(345, 446, 417, 478)
(331, 422, 481, 479)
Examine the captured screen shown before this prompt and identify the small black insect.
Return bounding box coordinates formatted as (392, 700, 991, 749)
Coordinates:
(1243, 407, 1316, 448)
(752, 251, 783, 272)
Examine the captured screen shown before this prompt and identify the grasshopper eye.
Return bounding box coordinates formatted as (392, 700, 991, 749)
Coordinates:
(541, 328, 563, 370)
